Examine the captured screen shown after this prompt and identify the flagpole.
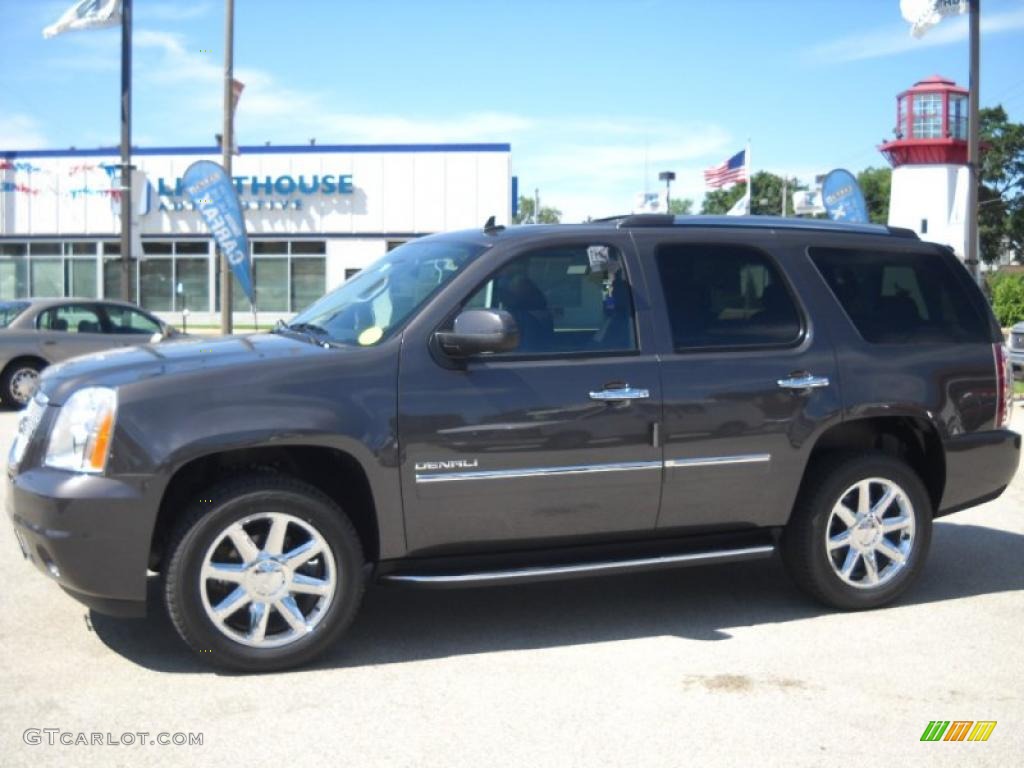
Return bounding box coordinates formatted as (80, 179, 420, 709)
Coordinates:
(966, 0, 980, 282)
(220, 0, 235, 334)
(119, 0, 132, 300)
(746, 139, 752, 215)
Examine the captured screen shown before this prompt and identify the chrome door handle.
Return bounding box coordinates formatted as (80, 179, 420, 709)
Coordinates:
(777, 374, 830, 390)
(589, 387, 650, 401)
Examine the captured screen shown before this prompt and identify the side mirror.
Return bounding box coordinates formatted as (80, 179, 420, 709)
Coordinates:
(149, 331, 165, 344)
(435, 309, 519, 358)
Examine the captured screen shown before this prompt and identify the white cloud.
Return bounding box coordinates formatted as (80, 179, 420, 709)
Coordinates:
(0, 113, 48, 149)
(71, 27, 733, 221)
(807, 5, 1024, 63)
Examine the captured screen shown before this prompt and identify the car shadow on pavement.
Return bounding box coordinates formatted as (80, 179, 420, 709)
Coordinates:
(89, 521, 1024, 675)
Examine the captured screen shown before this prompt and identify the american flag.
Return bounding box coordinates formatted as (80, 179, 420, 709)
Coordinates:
(703, 149, 747, 189)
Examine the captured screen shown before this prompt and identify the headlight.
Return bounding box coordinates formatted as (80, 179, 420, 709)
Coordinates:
(44, 387, 117, 474)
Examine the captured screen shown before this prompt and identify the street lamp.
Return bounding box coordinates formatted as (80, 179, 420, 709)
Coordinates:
(658, 171, 675, 213)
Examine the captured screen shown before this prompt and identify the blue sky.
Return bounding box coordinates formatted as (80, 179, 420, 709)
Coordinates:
(2, 0, 1023, 221)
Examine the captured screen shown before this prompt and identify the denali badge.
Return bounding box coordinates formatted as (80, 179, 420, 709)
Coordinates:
(414, 459, 480, 471)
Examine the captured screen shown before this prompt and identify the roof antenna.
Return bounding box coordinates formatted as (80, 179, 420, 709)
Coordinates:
(483, 215, 505, 235)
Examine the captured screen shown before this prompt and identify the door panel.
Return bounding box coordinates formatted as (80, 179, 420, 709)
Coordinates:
(634, 233, 841, 533)
(398, 237, 663, 555)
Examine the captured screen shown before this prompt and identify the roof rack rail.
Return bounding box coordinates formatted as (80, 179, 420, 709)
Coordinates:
(885, 226, 919, 239)
(614, 214, 918, 239)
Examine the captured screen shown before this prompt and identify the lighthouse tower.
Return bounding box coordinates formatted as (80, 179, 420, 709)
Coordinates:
(880, 75, 970, 259)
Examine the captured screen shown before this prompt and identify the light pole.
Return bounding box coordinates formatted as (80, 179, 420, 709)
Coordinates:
(659, 171, 676, 213)
(219, 0, 235, 334)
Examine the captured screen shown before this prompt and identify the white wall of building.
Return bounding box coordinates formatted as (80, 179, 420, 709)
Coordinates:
(0, 143, 511, 325)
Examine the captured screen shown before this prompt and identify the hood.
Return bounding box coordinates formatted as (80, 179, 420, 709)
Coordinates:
(39, 332, 339, 404)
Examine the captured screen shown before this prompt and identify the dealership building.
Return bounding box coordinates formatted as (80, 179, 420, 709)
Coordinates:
(0, 142, 512, 325)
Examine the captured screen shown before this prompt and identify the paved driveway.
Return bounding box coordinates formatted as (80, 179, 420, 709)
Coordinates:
(0, 407, 1021, 766)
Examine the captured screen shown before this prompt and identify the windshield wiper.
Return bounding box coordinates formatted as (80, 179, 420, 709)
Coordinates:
(273, 320, 335, 347)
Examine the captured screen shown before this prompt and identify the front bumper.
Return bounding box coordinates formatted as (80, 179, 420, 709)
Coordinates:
(938, 428, 1022, 516)
(6, 467, 153, 617)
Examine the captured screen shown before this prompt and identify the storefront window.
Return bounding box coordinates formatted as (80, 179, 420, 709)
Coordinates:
(67, 242, 96, 256)
(66, 259, 97, 298)
(140, 259, 174, 310)
(291, 241, 326, 255)
(175, 240, 208, 255)
(253, 240, 287, 255)
(143, 241, 173, 256)
(103, 257, 138, 302)
(175, 258, 208, 312)
(28, 242, 61, 256)
(31, 259, 63, 297)
(254, 258, 288, 311)
(291, 259, 326, 311)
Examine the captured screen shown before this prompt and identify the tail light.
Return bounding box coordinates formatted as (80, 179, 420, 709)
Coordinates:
(994, 343, 1013, 428)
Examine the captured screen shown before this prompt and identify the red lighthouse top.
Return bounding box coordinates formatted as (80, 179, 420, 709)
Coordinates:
(879, 75, 968, 167)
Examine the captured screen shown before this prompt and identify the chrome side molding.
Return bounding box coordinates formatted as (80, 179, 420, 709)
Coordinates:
(665, 453, 770, 469)
(380, 544, 776, 586)
(416, 460, 662, 484)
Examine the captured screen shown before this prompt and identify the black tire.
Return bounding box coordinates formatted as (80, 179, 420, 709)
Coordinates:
(1, 359, 44, 408)
(781, 451, 932, 610)
(164, 474, 365, 672)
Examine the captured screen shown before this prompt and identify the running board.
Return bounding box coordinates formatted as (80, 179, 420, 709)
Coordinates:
(378, 543, 776, 588)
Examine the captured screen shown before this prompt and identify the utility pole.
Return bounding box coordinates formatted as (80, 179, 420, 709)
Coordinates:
(219, 0, 235, 334)
(534, 187, 540, 224)
(781, 176, 787, 217)
(965, 0, 981, 282)
(119, 0, 132, 300)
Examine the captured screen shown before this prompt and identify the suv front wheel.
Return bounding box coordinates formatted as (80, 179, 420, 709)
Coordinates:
(164, 474, 365, 672)
(782, 452, 933, 610)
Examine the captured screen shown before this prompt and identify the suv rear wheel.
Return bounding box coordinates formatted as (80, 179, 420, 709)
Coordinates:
(782, 452, 932, 609)
(164, 474, 365, 672)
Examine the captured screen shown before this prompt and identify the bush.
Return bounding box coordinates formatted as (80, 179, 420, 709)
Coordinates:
(991, 274, 1024, 326)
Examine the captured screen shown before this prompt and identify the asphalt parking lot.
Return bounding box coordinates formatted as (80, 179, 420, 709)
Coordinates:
(0, 406, 1021, 767)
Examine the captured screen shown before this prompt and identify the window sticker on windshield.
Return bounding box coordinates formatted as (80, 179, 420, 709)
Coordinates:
(357, 326, 384, 346)
(587, 245, 610, 271)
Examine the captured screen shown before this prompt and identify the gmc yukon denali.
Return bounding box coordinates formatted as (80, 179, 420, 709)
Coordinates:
(7, 215, 1020, 671)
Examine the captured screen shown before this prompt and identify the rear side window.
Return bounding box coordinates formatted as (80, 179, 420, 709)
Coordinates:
(655, 243, 802, 350)
(809, 247, 990, 344)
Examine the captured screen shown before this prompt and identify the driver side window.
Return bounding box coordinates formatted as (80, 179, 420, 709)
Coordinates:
(467, 244, 637, 355)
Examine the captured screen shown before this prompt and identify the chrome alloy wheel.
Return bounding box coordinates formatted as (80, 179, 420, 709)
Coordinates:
(199, 512, 338, 648)
(9, 367, 40, 405)
(825, 478, 916, 589)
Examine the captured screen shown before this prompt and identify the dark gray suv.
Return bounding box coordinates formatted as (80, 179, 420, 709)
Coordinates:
(7, 215, 1020, 671)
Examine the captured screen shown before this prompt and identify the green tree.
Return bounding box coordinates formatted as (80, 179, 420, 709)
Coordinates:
(668, 198, 693, 215)
(856, 166, 891, 224)
(990, 274, 1024, 325)
(701, 171, 803, 216)
(979, 106, 1024, 264)
(513, 195, 562, 224)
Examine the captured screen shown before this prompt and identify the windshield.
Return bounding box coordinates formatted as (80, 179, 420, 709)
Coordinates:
(0, 301, 30, 328)
(287, 238, 486, 345)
